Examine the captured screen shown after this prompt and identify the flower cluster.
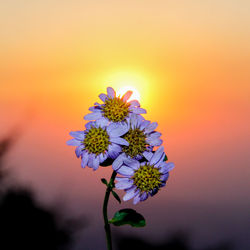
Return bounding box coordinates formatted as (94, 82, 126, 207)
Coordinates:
(67, 87, 174, 204)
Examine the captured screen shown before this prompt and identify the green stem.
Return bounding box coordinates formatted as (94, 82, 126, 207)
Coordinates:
(103, 170, 117, 250)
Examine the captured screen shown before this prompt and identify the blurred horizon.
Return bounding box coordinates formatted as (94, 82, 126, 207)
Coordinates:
(0, 1, 250, 249)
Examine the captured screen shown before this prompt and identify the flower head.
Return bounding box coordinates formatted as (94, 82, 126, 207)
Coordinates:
(112, 114, 163, 170)
(67, 121, 129, 170)
(115, 146, 174, 204)
(84, 87, 146, 124)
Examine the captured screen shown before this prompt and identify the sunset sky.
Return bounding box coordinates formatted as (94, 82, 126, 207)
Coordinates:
(0, 1, 249, 249)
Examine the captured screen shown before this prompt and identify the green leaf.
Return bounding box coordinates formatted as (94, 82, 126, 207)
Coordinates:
(164, 154, 168, 161)
(111, 190, 121, 203)
(101, 178, 108, 186)
(100, 157, 114, 167)
(109, 209, 146, 227)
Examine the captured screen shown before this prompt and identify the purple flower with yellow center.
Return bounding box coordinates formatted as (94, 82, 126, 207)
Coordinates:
(84, 87, 146, 124)
(112, 114, 163, 170)
(67, 121, 129, 170)
(115, 146, 174, 204)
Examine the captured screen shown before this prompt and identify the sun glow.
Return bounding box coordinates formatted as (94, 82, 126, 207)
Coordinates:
(117, 86, 141, 101)
(99, 70, 151, 103)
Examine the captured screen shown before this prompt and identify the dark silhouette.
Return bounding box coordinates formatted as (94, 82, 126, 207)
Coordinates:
(115, 231, 189, 250)
(0, 132, 85, 250)
(0, 130, 20, 183)
(0, 188, 72, 250)
(115, 231, 234, 250)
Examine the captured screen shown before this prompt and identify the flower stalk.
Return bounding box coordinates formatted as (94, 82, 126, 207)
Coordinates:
(103, 170, 117, 250)
(66, 87, 175, 249)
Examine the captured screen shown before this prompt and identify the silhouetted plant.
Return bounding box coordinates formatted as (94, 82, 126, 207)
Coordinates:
(0, 131, 19, 183)
(0, 133, 85, 250)
(0, 188, 72, 250)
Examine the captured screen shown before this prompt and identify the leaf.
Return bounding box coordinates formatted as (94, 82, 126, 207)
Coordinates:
(109, 209, 146, 227)
(101, 178, 108, 186)
(100, 157, 114, 167)
(111, 190, 121, 203)
(164, 154, 168, 161)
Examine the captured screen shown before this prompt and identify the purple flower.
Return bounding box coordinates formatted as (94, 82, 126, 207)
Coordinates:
(67, 121, 129, 171)
(115, 146, 174, 204)
(84, 87, 146, 124)
(112, 114, 163, 171)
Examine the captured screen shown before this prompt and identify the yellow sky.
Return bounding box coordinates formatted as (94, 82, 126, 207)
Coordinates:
(0, 0, 249, 125)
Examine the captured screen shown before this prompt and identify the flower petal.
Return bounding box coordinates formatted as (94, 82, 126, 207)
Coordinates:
(99, 93, 107, 102)
(129, 114, 138, 129)
(85, 121, 94, 130)
(160, 182, 166, 188)
(154, 151, 166, 167)
(107, 87, 115, 98)
(140, 192, 148, 201)
(133, 193, 141, 204)
(99, 152, 108, 163)
(149, 188, 158, 196)
(145, 122, 158, 133)
(123, 187, 139, 201)
(160, 173, 169, 181)
(110, 137, 129, 146)
(67, 139, 81, 146)
(87, 154, 95, 168)
(130, 107, 146, 114)
(150, 146, 165, 165)
(89, 106, 102, 112)
(112, 153, 126, 170)
(115, 179, 134, 190)
(81, 151, 89, 168)
(147, 131, 161, 139)
(107, 123, 129, 137)
(115, 176, 127, 181)
(108, 144, 121, 159)
(136, 115, 145, 127)
(96, 117, 109, 128)
(140, 120, 150, 130)
(134, 154, 143, 161)
(147, 138, 163, 147)
(128, 100, 140, 107)
(128, 113, 144, 129)
(75, 145, 84, 158)
(117, 165, 134, 176)
(123, 158, 140, 170)
(143, 151, 153, 161)
(159, 162, 175, 173)
(84, 112, 102, 121)
(92, 156, 100, 171)
(122, 91, 132, 102)
(69, 131, 85, 140)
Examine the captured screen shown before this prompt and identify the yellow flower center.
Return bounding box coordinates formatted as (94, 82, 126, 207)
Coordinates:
(102, 97, 130, 122)
(83, 126, 110, 155)
(122, 128, 147, 158)
(132, 164, 162, 193)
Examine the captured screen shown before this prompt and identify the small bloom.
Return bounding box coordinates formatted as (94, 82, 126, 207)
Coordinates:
(84, 87, 146, 124)
(115, 146, 174, 204)
(112, 114, 163, 170)
(67, 121, 129, 170)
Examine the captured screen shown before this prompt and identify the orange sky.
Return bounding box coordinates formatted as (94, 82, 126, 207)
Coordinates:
(0, 1, 250, 249)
